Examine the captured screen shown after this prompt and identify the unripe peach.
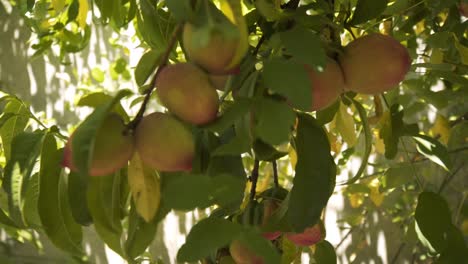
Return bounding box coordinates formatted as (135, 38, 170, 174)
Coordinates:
(305, 59, 345, 111)
(156, 63, 219, 125)
(229, 239, 265, 264)
(135, 112, 195, 172)
(285, 223, 324, 247)
(62, 113, 134, 176)
(183, 23, 242, 74)
(339, 33, 411, 94)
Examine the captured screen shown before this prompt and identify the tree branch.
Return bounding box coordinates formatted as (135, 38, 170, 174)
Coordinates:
(272, 160, 279, 188)
(128, 23, 184, 130)
(249, 159, 260, 201)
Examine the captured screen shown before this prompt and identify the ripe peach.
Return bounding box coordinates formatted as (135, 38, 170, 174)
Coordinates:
(261, 199, 282, 240)
(339, 33, 411, 94)
(305, 59, 345, 111)
(285, 223, 323, 247)
(229, 239, 265, 264)
(135, 112, 195, 172)
(183, 23, 243, 74)
(156, 63, 219, 125)
(459, 2, 468, 17)
(62, 113, 134, 176)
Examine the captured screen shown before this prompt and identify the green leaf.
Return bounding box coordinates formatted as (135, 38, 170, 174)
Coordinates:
(67, 172, 92, 226)
(415, 191, 452, 253)
(72, 90, 132, 176)
(91, 67, 105, 83)
(263, 58, 312, 111)
(162, 173, 245, 211)
(341, 99, 372, 185)
(177, 217, 242, 262)
(349, 0, 388, 25)
(136, 0, 175, 50)
(413, 135, 452, 171)
(23, 172, 41, 227)
(380, 104, 419, 159)
(316, 100, 340, 125)
(0, 98, 30, 160)
(437, 224, 468, 263)
(280, 26, 327, 69)
(253, 139, 287, 161)
(314, 240, 337, 264)
(205, 98, 252, 134)
(233, 229, 281, 264)
(77, 92, 129, 121)
(382, 165, 413, 189)
(38, 134, 83, 256)
(87, 173, 125, 256)
(287, 114, 336, 232)
(135, 49, 162, 87)
(124, 202, 159, 260)
(165, 0, 192, 21)
(253, 98, 295, 146)
(3, 131, 46, 225)
(212, 134, 251, 156)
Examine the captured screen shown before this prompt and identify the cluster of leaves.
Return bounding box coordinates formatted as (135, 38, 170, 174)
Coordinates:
(0, 0, 467, 263)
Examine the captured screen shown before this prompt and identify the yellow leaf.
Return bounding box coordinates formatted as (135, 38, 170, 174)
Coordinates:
(430, 114, 450, 145)
(326, 129, 341, 154)
(220, 0, 249, 69)
(335, 102, 357, 146)
(288, 146, 297, 169)
(51, 0, 66, 12)
(349, 193, 364, 208)
(369, 186, 384, 207)
(373, 129, 385, 154)
(128, 153, 161, 222)
(77, 0, 89, 28)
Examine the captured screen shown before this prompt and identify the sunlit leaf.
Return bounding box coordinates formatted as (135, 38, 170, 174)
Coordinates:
(413, 134, 452, 171)
(128, 153, 160, 222)
(38, 134, 83, 256)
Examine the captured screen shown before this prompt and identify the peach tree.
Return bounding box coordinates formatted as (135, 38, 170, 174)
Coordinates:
(0, 0, 467, 263)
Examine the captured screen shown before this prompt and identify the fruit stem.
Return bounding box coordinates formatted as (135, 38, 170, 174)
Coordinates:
(249, 159, 260, 201)
(128, 23, 184, 130)
(272, 160, 279, 188)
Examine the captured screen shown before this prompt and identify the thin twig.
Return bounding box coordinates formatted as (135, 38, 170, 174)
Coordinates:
(335, 226, 354, 250)
(438, 164, 464, 194)
(390, 243, 406, 264)
(249, 159, 260, 201)
(128, 23, 184, 130)
(272, 160, 279, 188)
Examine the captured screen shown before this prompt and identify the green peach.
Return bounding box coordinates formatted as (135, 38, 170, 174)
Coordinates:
(339, 33, 411, 94)
(62, 113, 134, 176)
(156, 63, 219, 125)
(135, 112, 195, 172)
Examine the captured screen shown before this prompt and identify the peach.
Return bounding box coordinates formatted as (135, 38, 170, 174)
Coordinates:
(305, 59, 345, 111)
(339, 33, 411, 94)
(156, 63, 219, 125)
(285, 223, 323, 247)
(62, 113, 134, 176)
(135, 112, 195, 172)
(229, 239, 265, 264)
